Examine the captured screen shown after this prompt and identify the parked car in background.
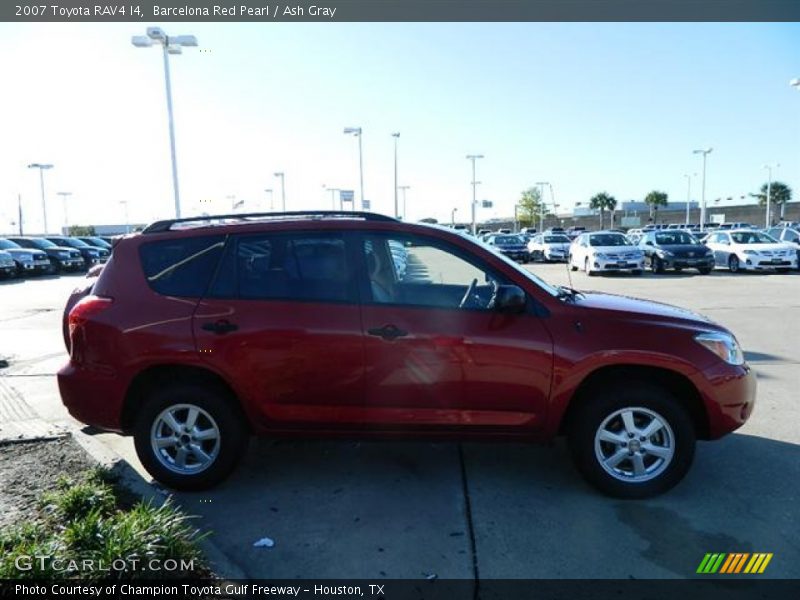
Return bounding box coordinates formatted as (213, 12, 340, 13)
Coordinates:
(7, 237, 84, 273)
(0, 238, 52, 276)
(79, 236, 113, 251)
(703, 229, 797, 273)
(486, 234, 530, 262)
(565, 226, 586, 240)
(638, 230, 714, 274)
(58, 210, 756, 498)
(46, 236, 110, 269)
(527, 233, 572, 262)
(718, 222, 754, 230)
(766, 226, 800, 265)
(495, 228, 512, 234)
(569, 231, 645, 276)
(0, 250, 16, 278)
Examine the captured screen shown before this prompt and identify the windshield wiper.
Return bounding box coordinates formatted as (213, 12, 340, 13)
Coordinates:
(557, 285, 584, 301)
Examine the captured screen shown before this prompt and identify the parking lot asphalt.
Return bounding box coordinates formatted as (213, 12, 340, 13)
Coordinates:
(1, 266, 798, 579)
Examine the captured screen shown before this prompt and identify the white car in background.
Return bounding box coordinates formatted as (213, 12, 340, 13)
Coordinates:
(569, 231, 645, 276)
(527, 233, 572, 262)
(703, 229, 797, 273)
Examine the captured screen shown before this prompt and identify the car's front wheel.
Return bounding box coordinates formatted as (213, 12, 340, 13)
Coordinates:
(729, 255, 741, 273)
(567, 383, 695, 498)
(134, 383, 248, 491)
(585, 257, 597, 277)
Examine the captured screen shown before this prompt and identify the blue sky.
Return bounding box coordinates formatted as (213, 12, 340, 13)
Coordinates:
(0, 22, 798, 231)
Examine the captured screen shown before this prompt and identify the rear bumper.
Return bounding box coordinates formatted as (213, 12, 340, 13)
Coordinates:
(692, 362, 757, 439)
(57, 362, 126, 433)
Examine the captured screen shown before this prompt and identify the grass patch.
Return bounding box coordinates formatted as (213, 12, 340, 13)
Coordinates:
(0, 468, 207, 580)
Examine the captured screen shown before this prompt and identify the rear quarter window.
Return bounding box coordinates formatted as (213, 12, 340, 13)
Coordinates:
(139, 235, 225, 297)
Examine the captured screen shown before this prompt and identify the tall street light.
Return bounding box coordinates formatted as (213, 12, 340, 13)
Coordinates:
(274, 172, 286, 211)
(27, 163, 53, 234)
(535, 181, 549, 231)
(392, 132, 400, 218)
(466, 154, 484, 234)
(323, 184, 341, 210)
(398, 185, 410, 220)
(57, 192, 72, 234)
(132, 27, 198, 219)
(692, 148, 713, 231)
(683, 173, 696, 225)
(344, 127, 364, 210)
(264, 188, 273, 211)
(763, 163, 780, 227)
(451, 207, 458, 226)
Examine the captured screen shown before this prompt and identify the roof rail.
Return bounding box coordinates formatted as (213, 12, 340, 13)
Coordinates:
(141, 210, 398, 234)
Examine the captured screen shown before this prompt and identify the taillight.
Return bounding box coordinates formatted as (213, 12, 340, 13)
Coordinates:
(68, 295, 113, 339)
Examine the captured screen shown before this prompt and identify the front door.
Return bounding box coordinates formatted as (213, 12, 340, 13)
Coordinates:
(357, 232, 553, 432)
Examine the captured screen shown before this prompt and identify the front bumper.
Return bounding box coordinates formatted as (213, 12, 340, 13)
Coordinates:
(594, 258, 645, 272)
(662, 256, 714, 269)
(1, 264, 16, 276)
(545, 250, 569, 261)
(692, 361, 757, 439)
(501, 250, 530, 261)
(741, 255, 797, 270)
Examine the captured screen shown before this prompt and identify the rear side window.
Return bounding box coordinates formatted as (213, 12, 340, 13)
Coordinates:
(139, 235, 225, 297)
(210, 233, 352, 303)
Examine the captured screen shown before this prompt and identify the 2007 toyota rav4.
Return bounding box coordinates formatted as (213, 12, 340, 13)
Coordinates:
(59, 212, 756, 498)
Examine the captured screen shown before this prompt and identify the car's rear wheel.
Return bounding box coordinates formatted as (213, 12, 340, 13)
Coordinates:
(729, 255, 741, 273)
(567, 383, 695, 498)
(133, 383, 248, 491)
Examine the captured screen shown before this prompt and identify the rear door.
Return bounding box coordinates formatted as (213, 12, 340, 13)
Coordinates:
(356, 231, 553, 431)
(193, 231, 366, 430)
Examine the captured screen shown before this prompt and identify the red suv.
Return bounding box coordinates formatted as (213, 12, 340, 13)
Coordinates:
(58, 212, 756, 498)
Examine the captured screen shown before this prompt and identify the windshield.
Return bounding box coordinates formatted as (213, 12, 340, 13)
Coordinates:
(655, 232, 697, 245)
(469, 235, 559, 297)
(492, 235, 522, 245)
(731, 231, 776, 244)
(589, 234, 630, 247)
(20, 238, 57, 249)
(88, 237, 112, 248)
(52, 237, 90, 248)
(0, 239, 21, 250)
(544, 235, 570, 243)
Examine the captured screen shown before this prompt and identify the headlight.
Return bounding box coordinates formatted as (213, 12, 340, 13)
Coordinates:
(694, 332, 745, 366)
(595, 252, 608, 259)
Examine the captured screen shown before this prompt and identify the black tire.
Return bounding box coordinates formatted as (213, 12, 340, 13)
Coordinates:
(650, 256, 664, 274)
(698, 267, 712, 275)
(567, 382, 695, 499)
(632, 269, 643, 276)
(133, 383, 249, 491)
(569, 255, 578, 271)
(728, 255, 740, 273)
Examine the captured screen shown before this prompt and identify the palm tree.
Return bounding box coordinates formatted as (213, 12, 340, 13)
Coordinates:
(751, 181, 792, 220)
(644, 190, 668, 224)
(589, 192, 617, 229)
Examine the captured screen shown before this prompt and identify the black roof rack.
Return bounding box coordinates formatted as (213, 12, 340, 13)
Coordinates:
(142, 210, 398, 234)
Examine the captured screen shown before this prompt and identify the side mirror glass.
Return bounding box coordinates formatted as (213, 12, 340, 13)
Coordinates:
(494, 285, 526, 313)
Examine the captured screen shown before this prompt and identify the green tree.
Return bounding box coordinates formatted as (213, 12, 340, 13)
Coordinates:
(68, 225, 96, 236)
(644, 190, 668, 223)
(589, 192, 617, 229)
(750, 181, 792, 220)
(518, 187, 542, 227)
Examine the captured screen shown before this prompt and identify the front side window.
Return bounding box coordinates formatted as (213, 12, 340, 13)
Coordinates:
(362, 235, 504, 310)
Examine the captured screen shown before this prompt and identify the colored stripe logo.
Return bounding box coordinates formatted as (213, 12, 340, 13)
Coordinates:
(697, 553, 773, 574)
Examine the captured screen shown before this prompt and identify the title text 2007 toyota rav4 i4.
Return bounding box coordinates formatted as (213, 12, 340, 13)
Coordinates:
(59, 211, 755, 498)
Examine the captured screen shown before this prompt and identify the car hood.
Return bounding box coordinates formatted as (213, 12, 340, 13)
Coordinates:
(587, 245, 641, 253)
(3, 248, 41, 259)
(45, 246, 78, 255)
(575, 291, 715, 327)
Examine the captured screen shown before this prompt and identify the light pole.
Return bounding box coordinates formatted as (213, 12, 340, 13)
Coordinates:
(264, 188, 273, 211)
(392, 132, 400, 218)
(344, 127, 364, 210)
(692, 148, 713, 231)
(683, 173, 696, 225)
(466, 154, 484, 235)
(120, 200, 130, 233)
(451, 207, 458, 226)
(27, 163, 53, 234)
(398, 185, 410, 219)
(535, 181, 549, 231)
(57, 192, 72, 234)
(273, 172, 286, 212)
(763, 163, 779, 227)
(132, 27, 198, 219)
(323, 184, 340, 210)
